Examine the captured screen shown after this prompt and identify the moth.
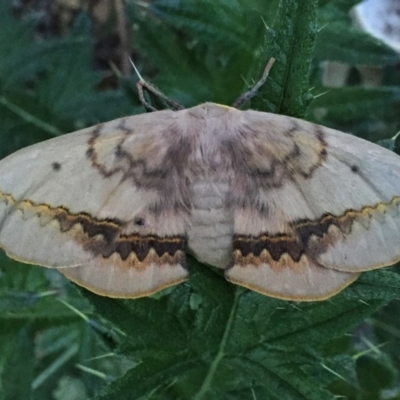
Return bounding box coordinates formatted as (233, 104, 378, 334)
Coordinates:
(1, 58, 400, 301)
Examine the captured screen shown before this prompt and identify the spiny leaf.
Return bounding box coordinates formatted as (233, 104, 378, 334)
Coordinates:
(84, 261, 400, 399)
(315, 23, 400, 66)
(252, 0, 318, 117)
(0, 326, 35, 400)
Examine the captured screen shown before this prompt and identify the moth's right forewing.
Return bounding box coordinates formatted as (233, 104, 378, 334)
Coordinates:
(225, 110, 400, 300)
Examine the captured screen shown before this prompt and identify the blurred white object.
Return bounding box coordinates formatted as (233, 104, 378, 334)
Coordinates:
(353, 0, 400, 52)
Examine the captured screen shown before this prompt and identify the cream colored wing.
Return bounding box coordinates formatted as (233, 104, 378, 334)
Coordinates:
(0, 110, 189, 298)
(225, 110, 400, 300)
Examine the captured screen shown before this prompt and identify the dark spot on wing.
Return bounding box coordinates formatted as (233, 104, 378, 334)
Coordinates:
(351, 165, 359, 174)
(115, 144, 123, 158)
(52, 162, 61, 171)
(134, 217, 146, 226)
(384, 24, 394, 35)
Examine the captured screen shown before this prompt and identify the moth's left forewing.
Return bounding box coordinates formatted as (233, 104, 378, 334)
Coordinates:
(0, 111, 189, 298)
(225, 111, 400, 300)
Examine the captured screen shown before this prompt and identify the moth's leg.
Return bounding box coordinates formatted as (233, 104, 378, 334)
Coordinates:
(232, 57, 275, 109)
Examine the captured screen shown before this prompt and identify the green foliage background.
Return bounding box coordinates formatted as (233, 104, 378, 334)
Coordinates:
(1, 0, 400, 399)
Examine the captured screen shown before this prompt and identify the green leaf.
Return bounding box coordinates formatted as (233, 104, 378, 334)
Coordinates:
(149, 0, 251, 51)
(316, 1, 400, 66)
(132, 0, 270, 106)
(318, 0, 360, 11)
(252, 0, 318, 117)
(308, 86, 400, 140)
(315, 23, 400, 66)
(0, 326, 35, 400)
(356, 355, 395, 397)
(83, 261, 400, 399)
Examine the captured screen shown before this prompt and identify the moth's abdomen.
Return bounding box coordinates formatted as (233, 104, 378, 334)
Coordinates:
(187, 181, 233, 268)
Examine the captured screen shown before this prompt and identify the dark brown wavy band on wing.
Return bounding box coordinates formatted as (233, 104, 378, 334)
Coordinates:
(233, 196, 400, 263)
(105, 234, 186, 262)
(0, 191, 187, 264)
